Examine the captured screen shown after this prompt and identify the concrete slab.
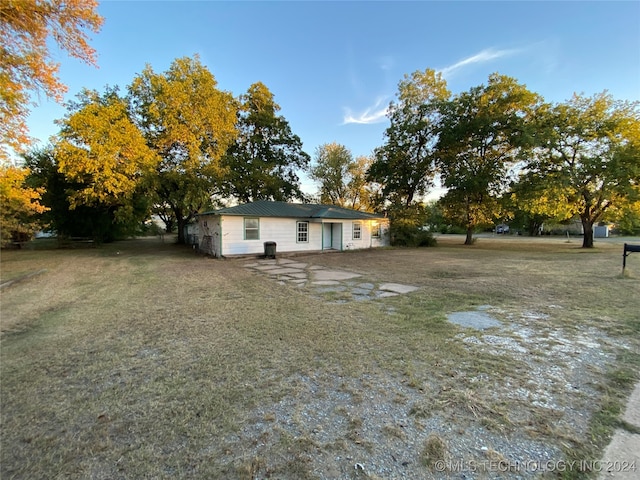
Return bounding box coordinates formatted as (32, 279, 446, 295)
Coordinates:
(243, 263, 260, 268)
(312, 280, 341, 286)
(379, 283, 419, 294)
(351, 287, 373, 296)
(312, 269, 361, 281)
(308, 265, 325, 270)
(253, 265, 283, 271)
(377, 291, 399, 298)
(288, 272, 308, 279)
(257, 259, 277, 265)
(447, 311, 502, 330)
(277, 259, 294, 264)
(597, 430, 640, 479)
(264, 268, 305, 275)
(284, 262, 308, 269)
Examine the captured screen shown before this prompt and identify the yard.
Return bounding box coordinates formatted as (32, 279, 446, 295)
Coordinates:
(1, 236, 639, 479)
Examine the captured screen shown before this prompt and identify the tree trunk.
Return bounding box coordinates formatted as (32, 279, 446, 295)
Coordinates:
(174, 207, 187, 244)
(464, 227, 474, 245)
(581, 217, 594, 248)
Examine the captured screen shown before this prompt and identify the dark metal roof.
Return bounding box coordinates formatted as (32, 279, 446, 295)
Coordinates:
(200, 200, 385, 220)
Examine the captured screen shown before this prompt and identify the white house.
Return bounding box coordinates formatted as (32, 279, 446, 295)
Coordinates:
(197, 200, 389, 258)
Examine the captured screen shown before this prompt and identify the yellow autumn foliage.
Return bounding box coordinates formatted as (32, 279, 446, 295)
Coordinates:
(0, 0, 103, 159)
(0, 163, 48, 246)
(54, 90, 160, 208)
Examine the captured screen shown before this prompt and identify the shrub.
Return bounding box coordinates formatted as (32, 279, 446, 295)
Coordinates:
(390, 220, 437, 247)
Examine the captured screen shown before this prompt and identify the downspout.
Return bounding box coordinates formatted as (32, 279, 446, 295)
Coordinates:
(218, 217, 223, 258)
(321, 221, 324, 250)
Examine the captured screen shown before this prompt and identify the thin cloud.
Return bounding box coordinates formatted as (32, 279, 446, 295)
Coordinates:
(377, 55, 394, 71)
(439, 47, 521, 77)
(342, 97, 389, 125)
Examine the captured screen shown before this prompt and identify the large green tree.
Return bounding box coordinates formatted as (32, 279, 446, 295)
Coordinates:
(129, 56, 238, 244)
(54, 87, 158, 210)
(222, 82, 310, 202)
(436, 73, 540, 244)
(368, 68, 450, 207)
(310, 143, 377, 211)
(50, 87, 157, 241)
(524, 92, 640, 248)
(24, 146, 148, 243)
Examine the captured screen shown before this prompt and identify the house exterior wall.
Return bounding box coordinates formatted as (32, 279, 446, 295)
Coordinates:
(198, 215, 222, 257)
(198, 214, 389, 257)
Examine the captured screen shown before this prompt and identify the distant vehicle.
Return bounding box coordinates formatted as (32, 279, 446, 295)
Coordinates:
(495, 224, 510, 234)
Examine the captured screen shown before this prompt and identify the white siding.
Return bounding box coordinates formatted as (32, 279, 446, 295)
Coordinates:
(198, 214, 390, 257)
(344, 219, 390, 250)
(221, 217, 324, 256)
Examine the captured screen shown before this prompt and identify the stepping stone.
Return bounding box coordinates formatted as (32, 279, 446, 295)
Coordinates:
(277, 258, 294, 264)
(284, 262, 308, 269)
(357, 283, 375, 290)
(243, 262, 260, 268)
(288, 272, 308, 279)
(447, 311, 502, 330)
(264, 267, 305, 275)
(352, 294, 372, 302)
(379, 283, 419, 294)
(308, 265, 325, 270)
(312, 269, 361, 281)
(351, 287, 372, 296)
(312, 280, 340, 286)
(254, 265, 282, 271)
(376, 291, 399, 298)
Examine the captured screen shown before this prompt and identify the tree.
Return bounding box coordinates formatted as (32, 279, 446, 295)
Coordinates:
(54, 87, 159, 209)
(368, 69, 450, 207)
(525, 93, 640, 248)
(129, 56, 238, 244)
(0, 0, 103, 159)
(611, 202, 640, 235)
(223, 82, 310, 202)
(0, 163, 47, 247)
(310, 143, 377, 210)
(508, 169, 577, 236)
(436, 73, 540, 244)
(25, 146, 150, 243)
(51, 86, 158, 240)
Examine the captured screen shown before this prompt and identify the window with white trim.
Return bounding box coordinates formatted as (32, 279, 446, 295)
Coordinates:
(244, 217, 259, 240)
(352, 221, 362, 240)
(297, 221, 309, 243)
(371, 222, 380, 238)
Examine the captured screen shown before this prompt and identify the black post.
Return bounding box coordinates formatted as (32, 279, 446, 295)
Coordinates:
(623, 243, 628, 275)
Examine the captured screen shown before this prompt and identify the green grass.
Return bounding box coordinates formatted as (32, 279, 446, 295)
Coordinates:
(1, 235, 639, 478)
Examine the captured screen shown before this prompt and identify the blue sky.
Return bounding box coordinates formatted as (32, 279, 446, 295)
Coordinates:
(28, 1, 640, 195)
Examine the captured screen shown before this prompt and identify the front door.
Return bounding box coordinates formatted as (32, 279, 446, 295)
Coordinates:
(322, 223, 342, 250)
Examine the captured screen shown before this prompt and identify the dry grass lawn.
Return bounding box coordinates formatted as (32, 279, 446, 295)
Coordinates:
(1, 235, 639, 479)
